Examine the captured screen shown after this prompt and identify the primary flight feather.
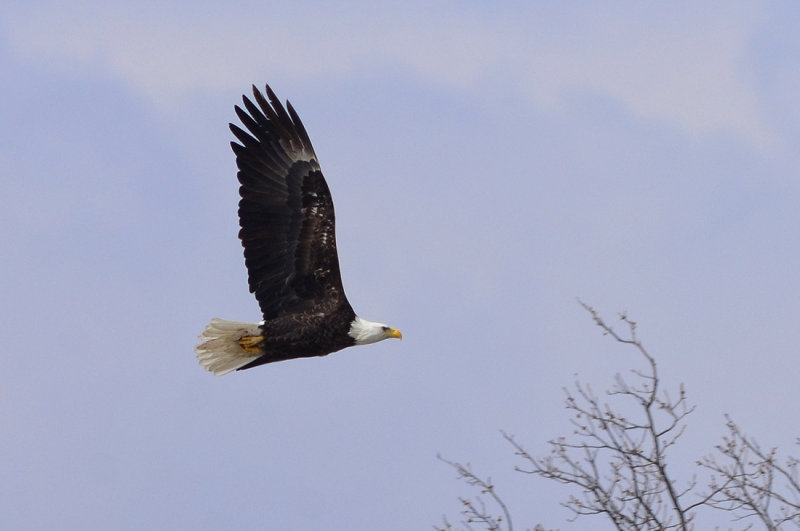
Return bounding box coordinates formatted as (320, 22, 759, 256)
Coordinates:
(196, 85, 401, 375)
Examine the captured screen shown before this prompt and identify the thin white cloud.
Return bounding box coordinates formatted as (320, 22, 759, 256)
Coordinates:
(4, 2, 770, 146)
(513, 6, 770, 146)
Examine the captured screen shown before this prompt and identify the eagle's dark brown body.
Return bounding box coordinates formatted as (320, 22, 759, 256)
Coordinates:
(237, 309, 358, 370)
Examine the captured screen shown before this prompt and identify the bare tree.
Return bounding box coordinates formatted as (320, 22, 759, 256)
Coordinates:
(438, 303, 800, 530)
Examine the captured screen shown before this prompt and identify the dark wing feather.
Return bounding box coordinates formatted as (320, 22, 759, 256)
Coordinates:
(231, 85, 351, 320)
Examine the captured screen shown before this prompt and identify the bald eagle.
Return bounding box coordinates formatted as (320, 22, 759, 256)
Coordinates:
(196, 85, 401, 375)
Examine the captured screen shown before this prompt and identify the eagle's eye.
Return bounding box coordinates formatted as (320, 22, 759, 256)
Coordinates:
(381, 326, 389, 332)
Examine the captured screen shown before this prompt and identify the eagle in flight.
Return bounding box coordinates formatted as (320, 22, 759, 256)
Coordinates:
(196, 85, 401, 375)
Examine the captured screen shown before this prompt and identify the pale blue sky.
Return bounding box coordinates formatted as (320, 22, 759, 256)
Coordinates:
(3, 2, 800, 529)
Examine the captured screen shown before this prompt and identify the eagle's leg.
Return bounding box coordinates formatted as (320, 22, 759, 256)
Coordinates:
(238, 335, 264, 355)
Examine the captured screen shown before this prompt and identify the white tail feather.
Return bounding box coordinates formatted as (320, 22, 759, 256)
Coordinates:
(195, 318, 263, 376)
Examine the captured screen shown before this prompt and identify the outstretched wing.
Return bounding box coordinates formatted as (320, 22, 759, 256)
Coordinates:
(230, 85, 351, 320)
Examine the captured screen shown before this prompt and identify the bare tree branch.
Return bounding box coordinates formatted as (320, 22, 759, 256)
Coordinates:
(699, 416, 800, 529)
(508, 302, 695, 529)
(435, 455, 515, 531)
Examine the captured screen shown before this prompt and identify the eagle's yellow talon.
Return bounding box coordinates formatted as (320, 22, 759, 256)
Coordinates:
(238, 335, 264, 354)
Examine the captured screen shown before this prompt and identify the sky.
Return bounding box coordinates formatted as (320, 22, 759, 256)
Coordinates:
(2, 1, 800, 529)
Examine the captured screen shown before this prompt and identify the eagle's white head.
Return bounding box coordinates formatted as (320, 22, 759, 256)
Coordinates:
(348, 316, 403, 345)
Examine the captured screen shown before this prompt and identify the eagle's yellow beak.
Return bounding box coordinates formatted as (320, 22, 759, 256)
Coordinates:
(386, 328, 403, 340)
